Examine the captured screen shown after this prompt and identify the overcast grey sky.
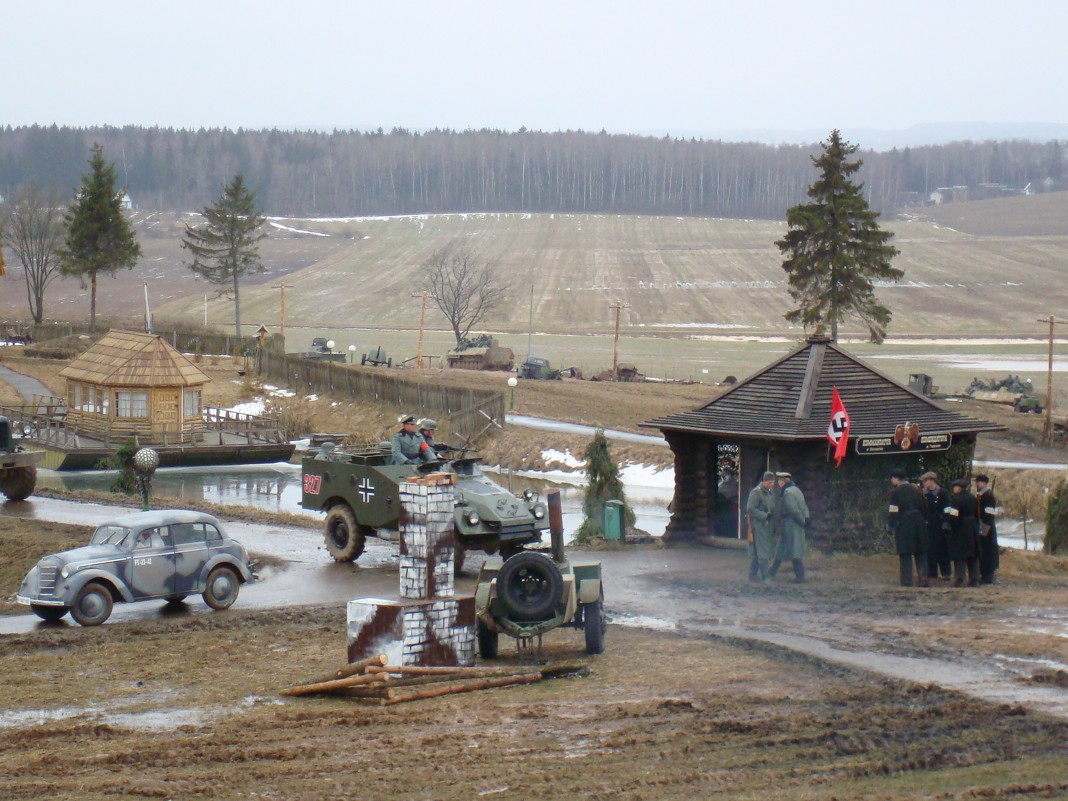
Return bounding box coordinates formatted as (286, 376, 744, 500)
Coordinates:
(4, 0, 1065, 140)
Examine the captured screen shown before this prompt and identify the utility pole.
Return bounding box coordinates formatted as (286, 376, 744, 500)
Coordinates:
(609, 300, 631, 381)
(272, 283, 292, 342)
(1036, 315, 1066, 444)
(412, 291, 429, 369)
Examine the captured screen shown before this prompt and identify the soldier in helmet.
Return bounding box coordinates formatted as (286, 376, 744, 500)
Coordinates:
(417, 418, 447, 459)
(390, 414, 429, 465)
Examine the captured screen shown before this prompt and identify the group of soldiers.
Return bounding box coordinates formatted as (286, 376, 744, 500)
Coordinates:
(745, 471, 811, 584)
(888, 471, 999, 587)
(389, 414, 445, 465)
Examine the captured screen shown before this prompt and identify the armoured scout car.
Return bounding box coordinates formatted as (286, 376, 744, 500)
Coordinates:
(301, 444, 549, 569)
(0, 415, 44, 502)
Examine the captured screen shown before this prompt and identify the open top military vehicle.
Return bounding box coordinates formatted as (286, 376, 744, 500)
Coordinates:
(0, 415, 44, 502)
(301, 443, 548, 569)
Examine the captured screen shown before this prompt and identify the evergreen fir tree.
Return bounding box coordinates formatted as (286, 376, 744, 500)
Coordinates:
(777, 130, 902, 343)
(59, 143, 142, 330)
(1046, 480, 1068, 555)
(575, 429, 635, 542)
(182, 174, 267, 339)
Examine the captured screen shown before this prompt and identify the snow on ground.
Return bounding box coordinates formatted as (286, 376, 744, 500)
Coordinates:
(266, 220, 330, 237)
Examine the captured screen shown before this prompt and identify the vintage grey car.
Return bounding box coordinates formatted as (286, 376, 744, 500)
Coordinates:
(17, 510, 254, 626)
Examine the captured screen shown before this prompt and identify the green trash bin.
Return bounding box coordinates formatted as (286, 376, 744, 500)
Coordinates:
(603, 500, 625, 541)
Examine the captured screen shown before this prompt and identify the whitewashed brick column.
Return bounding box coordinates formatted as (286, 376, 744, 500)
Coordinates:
(347, 473, 475, 666)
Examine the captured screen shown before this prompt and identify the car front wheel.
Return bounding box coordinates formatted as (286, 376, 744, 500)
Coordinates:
(203, 566, 240, 610)
(31, 604, 68, 622)
(70, 582, 114, 627)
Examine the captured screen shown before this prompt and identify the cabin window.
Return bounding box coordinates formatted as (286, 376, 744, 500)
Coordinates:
(117, 391, 149, 418)
(184, 389, 201, 418)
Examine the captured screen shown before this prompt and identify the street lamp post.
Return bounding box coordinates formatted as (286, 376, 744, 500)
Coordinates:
(507, 376, 518, 411)
(348, 344, 357, 364)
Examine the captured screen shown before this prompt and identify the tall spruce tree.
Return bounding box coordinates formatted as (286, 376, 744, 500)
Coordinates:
(777, 130, 902, 343)
(182, 174, 267, 340)
(59, 143, 142, 330)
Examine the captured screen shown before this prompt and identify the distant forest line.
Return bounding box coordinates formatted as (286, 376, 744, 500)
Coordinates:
(0, 125, 1064, 218)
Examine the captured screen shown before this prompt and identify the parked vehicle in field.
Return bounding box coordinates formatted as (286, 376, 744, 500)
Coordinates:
(0, 415, 44, 501)
(446, 335, 514, 371)
(474, 550, 606, 657)
(16, 510, 254, 626)
(301, 443, 548, 569)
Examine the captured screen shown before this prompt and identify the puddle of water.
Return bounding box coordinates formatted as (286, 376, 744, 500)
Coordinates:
(611, 613, 679, 632)
(0, 704, 210, 731)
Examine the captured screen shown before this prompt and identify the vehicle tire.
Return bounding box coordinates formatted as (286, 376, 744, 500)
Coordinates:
(202, 566, 240, 610)
(496, 551, 564, 622)
(477, 619, 498, 659)
(0, 466, 37, 502)
(453, 536, 467, 576)
(324, 505, 366, 562)
(70, 582, 114, 627)
(583, 590, 606, 655)
(31, 604, 67, 622)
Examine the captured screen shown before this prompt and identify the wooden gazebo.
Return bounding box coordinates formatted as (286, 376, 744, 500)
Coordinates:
(59, 330, 210, 445)
(643, 335, 1004, 553)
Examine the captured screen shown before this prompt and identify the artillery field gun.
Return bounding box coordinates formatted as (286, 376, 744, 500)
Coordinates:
(0, 416, 44, 501)
(446, 335, 514, 371)
(301, 443, 548, 569)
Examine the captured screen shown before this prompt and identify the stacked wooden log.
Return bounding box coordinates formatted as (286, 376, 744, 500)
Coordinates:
(281, 654, 588, 706)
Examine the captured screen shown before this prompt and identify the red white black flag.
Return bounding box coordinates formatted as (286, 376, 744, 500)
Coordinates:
(827, 387, 850, 467)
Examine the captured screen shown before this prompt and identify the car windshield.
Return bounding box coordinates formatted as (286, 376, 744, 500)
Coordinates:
(90, 525, 132, 547)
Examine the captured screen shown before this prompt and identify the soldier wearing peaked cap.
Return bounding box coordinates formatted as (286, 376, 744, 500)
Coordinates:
(888, 469, 929, 587)
(390, 414, 429, 465)
(770, 472, 809, 583)
(974, 474, 999, 584)
(745, 471, 777, 583)
(920, 471, 953, 580)
(947, 478, 981, 587)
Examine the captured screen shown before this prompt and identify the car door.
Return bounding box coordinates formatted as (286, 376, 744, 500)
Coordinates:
(129, 526, 177, 599)
(170, 522, 210, 594)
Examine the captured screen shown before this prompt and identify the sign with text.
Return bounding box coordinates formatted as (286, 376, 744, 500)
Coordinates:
(855, 432, 952, 455)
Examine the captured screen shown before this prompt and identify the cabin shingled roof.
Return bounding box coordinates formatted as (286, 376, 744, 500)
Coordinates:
(642, 339, 1004, 441)
(59, 330, 210, 388)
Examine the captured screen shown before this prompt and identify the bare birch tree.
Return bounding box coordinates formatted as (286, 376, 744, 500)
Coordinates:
(1, 186, 66, 323)
(422, 240, 511, 347)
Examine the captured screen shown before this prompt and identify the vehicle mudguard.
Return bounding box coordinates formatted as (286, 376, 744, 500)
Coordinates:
(577, 577, 602, 605)
(200, 554, 253, 584)
(65, 571, 134, 604)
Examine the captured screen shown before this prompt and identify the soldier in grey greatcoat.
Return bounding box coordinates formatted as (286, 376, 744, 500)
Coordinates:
(770, 472, 809, 583)
(745, 471, 778, 583)
(390, 414, 429, 465)
(889, 469, 929, 587)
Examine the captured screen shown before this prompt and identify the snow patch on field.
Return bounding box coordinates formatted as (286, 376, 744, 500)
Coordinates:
(267, 220, 330, 237)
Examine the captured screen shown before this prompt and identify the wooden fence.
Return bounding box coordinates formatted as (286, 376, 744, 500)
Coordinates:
(255, 351, 506, 442)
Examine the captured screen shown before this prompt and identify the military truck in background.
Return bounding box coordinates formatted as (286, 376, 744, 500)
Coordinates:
(446, 335, 515, 371)
(0, 416, 44, 501)
(300, 442, 548, 570)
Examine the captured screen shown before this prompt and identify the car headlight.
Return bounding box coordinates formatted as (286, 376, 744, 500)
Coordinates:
(60, 565, 71, 579)
(531, 503, 546, 520)
(521, 488, 536, 502)
(465, 510, 480, 526)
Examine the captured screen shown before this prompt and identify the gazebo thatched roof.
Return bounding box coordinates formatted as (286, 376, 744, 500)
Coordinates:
(59, 330, 209, 388)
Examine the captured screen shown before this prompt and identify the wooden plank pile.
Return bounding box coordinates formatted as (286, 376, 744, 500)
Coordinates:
(281, 653, 588, 706)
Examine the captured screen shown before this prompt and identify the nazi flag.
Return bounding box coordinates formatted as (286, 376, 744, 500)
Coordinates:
(826, 387, 850, 467)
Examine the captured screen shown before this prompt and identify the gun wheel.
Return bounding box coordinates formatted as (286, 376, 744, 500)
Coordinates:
(0, 466, 37, 501)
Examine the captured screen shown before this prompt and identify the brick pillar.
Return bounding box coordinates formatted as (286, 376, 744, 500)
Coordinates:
(347, 474, 476, 666)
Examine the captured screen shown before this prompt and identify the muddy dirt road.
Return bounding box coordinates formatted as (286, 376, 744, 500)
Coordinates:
(3, 497, 1068, 799)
